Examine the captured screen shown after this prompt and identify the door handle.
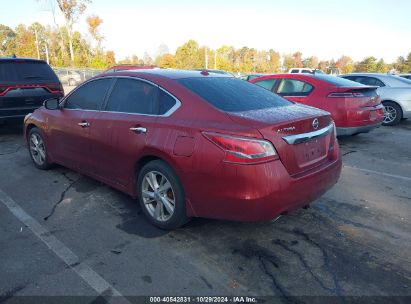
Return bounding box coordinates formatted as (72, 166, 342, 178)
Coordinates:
(78, 122, 90, 128)
(130, 127, 147, 134)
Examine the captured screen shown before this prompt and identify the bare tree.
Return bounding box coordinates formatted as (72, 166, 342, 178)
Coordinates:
(55, 0, 91, 64)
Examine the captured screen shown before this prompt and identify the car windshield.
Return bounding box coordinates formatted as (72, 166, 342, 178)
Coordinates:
(178, 77, 291, 112)
(317, 75, 366, 87)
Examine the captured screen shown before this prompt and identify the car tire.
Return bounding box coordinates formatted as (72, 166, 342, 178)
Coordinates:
(28, 127, 53, 170)
(382, 101, 402, 126)
(68, 78, 76, 86)
(137, 160, 190, 230)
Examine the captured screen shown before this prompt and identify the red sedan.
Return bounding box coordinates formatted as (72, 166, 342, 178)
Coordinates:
(24, 70, 341, 229)
(250, 74, 385, 136)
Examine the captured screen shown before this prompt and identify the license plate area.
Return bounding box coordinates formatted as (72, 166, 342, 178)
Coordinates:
(295, 137, 327, 167)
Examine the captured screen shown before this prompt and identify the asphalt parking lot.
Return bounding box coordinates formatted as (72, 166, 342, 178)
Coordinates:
(0, 120, 410, 303)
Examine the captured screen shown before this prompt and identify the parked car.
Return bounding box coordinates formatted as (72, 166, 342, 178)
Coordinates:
(251, 74, 384, 136)
(0, 57, 63, 124)
(24, 69, 341, 229)
(239, 73, 265, 81)
(399, 74, 411, 80)
(340, 73, 411, 125)
(55, 69, 82, 86)
(104, 64, 156, 73)
(288, 68, 324, 74)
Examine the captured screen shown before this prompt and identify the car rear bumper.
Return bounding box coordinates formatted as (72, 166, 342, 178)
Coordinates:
(336, 122, 382, 136)
(185, 145, 342, 221)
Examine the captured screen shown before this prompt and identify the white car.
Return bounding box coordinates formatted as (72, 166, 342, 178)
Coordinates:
(288, 68, 324, 74)
(340, 73, 411, 125)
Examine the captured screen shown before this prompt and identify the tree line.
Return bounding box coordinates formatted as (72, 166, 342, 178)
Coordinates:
(0, 0, 410, 73)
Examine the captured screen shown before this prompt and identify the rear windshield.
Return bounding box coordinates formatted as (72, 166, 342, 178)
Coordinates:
(315, 74, 366, 87)
(178, 77, 291, 112)
(0, 61, 58, 82)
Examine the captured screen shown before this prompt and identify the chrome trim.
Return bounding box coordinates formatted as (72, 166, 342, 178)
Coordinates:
(60, 76, 181, 118)
(282, 123, 334, 145)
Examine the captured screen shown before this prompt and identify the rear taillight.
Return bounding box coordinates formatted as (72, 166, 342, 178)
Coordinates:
(203, 132, 278, 164)
(328, 92, 364, 98)
(0, 85, 10, 96)
(46, 83, 63, 93)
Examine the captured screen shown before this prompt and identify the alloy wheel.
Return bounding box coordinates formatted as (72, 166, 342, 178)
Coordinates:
(141, 171, 175, 222)
(383, 105, 397, 124)
(29, 133, 46, 166)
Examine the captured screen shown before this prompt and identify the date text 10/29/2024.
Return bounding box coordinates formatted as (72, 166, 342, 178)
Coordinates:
(149, 296, 258, 303)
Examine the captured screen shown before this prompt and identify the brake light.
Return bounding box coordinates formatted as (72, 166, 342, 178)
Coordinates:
(0, 85, 10, 96)
(203, 132, 278, 164)
(328, 92, 364, 98)
(46, 83, 63, 93)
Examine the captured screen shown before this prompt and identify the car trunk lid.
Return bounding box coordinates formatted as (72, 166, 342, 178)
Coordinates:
(227, 104, 336, 176)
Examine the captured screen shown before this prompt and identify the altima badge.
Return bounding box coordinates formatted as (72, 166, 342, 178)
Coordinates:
(312, 118, 319, 130)
(277, 126, 296, 133)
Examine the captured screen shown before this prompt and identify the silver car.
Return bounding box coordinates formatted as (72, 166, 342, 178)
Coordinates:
(340, 73, 411, 125)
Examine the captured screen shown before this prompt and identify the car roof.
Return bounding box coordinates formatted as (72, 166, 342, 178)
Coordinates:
(100, 68, 232, 80)
(341, 73, 392, 78)
(0, 57, 47, 64)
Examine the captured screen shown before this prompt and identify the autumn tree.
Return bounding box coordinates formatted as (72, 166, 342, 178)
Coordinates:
(355, 56, 378, 72)
(0, 25, 16, 56)
(156, 53, 176, 68)
(86, 14, 103, 49)
(175, 39, 202, 69)
(56, 0, 91, 65)
(335, 56, 354, 74)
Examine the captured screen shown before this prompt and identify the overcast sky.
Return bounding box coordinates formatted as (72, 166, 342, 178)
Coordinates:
(4, 0, 411, 62)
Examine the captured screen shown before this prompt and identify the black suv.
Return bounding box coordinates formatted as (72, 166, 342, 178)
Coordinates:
(0, 57, 63, 123)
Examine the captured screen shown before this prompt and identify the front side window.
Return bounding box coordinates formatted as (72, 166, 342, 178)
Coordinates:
(105, 78, 158, 114)
(276, 79, 313, 96)
(290, 69, 299, 73)
(64, 78, 112, 110)
(254, 78, 278, 91)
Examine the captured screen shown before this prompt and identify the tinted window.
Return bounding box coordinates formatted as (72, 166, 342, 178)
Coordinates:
(301, 69, 312, 74)
(277, 79, 313, 96)
(105, 78, 158, 114)
(317, 75, 366, 87)
(64, 79, 112, 110)
(254, 79, 277, 91)
(290, 69, 299, 73)
(357, 77, 385, 87)
(178, 77, 290, 112)
(0, 61, 58, 82)
(158, 90, 177, 115)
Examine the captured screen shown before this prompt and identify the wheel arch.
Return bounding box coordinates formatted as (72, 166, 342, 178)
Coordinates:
(132, 151, 196, 217)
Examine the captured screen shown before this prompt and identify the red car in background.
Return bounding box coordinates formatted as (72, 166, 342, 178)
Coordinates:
(104, 64, 156, 73)
(24, 70, 341, 229)
(251, 74, 385, 136)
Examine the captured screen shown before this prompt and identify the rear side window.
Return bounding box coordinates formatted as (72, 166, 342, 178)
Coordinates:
(178, 77, 290, 112)
(357, 77, 385, 87)
(290, 69, 299, 73)
(276, 79, 313, 96)
(64, 78, 112, 110)
(158, 90, 177, 115)
(254, 78, 278, 91)
(105, 78, 158, 115)
(0, 61, 58, 82)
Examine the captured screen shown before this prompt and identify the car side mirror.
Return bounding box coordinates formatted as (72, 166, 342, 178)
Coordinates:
(44, 98, 60, 110)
